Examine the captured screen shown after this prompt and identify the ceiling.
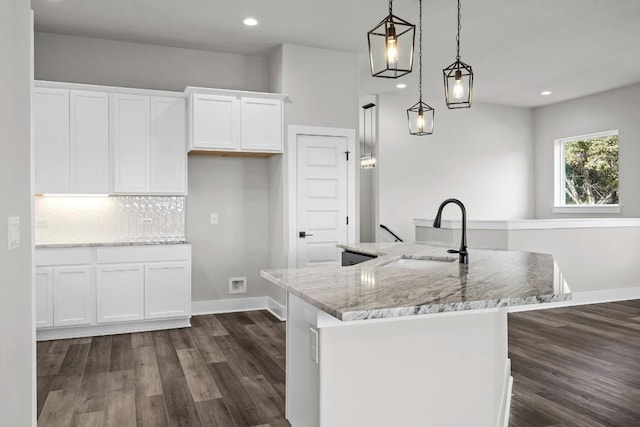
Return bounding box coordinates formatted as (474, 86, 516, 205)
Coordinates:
(32, 0, 640, 107)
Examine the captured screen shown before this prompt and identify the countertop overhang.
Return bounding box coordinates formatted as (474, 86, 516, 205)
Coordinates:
(261, 242, 571, 321)
(35, 240, 189, 248)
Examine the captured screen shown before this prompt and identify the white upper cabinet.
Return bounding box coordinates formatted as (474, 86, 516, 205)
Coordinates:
(111, 93, 151, 194)
(187, 87, 285, 154)
(34, 88, 70, 194)
(190, 93, 239, 151)
(151, 97, 187, 194)
(70, 90, 110, 193)
(240, 97, 283, 152)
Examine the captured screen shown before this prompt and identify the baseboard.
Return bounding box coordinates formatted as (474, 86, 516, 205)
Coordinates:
(509, 287, 640, 313)
(36, 317, 191, 341)
(192, 296, 286, 321)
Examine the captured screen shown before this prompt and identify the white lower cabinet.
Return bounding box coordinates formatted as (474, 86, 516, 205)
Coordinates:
(97, 264, 145, 323)
(35, 245, 191, 338)
(35, 268, 54, 328)
(53, 266, 93, 327)
(145, 262, 191, 319)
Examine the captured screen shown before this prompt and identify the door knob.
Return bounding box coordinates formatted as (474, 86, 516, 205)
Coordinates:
(299, 231, 314, 238)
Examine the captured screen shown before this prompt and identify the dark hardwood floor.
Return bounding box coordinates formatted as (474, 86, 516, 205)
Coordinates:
(37, 301, 640, 426)
(509, 300, 640, 427)
(37, 311, 290, 427)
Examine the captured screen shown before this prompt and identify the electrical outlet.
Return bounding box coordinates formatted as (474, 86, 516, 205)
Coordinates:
(36, 217, 49, 228)
(309, 327, 319, 364)
(142, 218, 153, 225)
(228, 277, 247, 294)
(210, 213, 218, 225)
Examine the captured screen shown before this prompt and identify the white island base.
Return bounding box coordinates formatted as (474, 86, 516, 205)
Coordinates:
(286, 293, 512, 427)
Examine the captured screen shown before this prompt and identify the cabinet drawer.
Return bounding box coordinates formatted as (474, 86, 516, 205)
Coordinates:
(35, 248, 92, 266)
(96, 244, 191, 264)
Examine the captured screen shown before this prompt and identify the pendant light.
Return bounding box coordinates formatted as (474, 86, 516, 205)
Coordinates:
(443, 0, 474, 109)
(360, 103, 377, 168)
(367, 0, 415, 79)
(406, 0, 434, 136)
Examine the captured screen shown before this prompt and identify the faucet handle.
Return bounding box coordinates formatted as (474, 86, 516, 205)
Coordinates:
(447, 249, 460, 254)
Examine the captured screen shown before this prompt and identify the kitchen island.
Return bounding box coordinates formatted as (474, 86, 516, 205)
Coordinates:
(261, 242, 570, 427)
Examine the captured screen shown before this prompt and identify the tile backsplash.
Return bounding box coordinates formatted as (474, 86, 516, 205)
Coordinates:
(35, 196, 186, 244)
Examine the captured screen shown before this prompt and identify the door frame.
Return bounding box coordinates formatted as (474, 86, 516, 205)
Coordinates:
(287, 125, 357, 268)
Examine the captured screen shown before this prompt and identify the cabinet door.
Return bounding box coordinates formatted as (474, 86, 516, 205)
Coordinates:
(191, 94, 239, 151)
(34, 88, 70, 194)
(151, 96, 186, 194)
(53, 266, 93, 327)
(35, 267, 54, 329)
(70, 90, 109, 193)
(145, 261, 190, 319)
(112, 93, 151, 193)
(96, 264, 144, 323)
(240, 97, 283, 152)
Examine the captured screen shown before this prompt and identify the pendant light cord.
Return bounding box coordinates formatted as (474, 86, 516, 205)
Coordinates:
(389, 0, 393, 15)
(418, 0, 423, 102)
(456, 0, 461, 61)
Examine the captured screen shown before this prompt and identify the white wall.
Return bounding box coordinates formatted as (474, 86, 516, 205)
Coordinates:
(0, 1, 34, 425)
(378, 94, 535, 243)
(533, 82, 640, 218)
(35, 32, 268, 92)
(187, 155, 270, 301)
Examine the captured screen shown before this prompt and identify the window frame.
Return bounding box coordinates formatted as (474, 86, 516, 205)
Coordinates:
(553, 129, 620, 214)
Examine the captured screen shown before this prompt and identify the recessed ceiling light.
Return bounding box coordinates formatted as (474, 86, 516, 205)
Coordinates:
(396, 83, 407, 89)
(541, 91, 552, 96)
(243, 17, 258, 26)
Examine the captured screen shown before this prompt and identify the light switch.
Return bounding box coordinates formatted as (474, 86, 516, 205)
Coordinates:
(210, 213, 218, 225)
(8, 216, 20, 251)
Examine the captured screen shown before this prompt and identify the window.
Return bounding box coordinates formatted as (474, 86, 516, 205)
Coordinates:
(554, 130, 619, 213)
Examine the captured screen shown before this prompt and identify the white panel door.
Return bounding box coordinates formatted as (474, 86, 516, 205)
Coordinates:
(191, 94, 239, 151)
(112, 93, 151, 193)
(34, 88, 70, 194)
(70, 90, 109, 193)
(96, 264, 144, 323)
(151, 96, 186, 194)
(145, 261, 190, 319)
(240, 97, 283, 152)
(296, 134, 348, 267)
(53, 266, 93, 327)
(35, 267, 54, 328)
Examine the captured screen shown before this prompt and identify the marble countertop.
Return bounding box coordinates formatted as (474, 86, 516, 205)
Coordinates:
(36, 240, 189, 248)
(261, 242, 571, 321)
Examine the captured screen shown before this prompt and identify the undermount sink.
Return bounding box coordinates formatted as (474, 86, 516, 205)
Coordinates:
(383, 257, 455, 270)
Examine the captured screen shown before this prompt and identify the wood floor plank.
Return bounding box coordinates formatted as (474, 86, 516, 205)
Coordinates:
(207, 362, 266, 427)
(177, 348, 222, 402)
(195, 398, 237, 427)
(152, 330, 202, 427)
(131, 332, 154, 348)
(51, 343, 91, 391)
(201, 315, 230, 337)
(190, 326, 227, 363)
(109, 334, 133, 373)
(135, 394, 169, 427)
(38, 374, 56, 418)
(213, 335, 260, 378)
(70, 410, 104, 427)
(240, 375, 285, 422)
(73, 336, 111, 415)
(103, 370, 136, 427)
(38, 339, 72, 376)
(38, 389, 77, 427)
(133, 345, 163, 397)
(169, 327, 196, 350)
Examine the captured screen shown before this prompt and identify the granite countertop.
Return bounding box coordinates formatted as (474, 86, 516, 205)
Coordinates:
(36, 240, 189, 248)
(261, 242, 571, 321)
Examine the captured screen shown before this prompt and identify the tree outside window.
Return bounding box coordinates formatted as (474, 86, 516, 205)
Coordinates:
(554, 130, 619, 211)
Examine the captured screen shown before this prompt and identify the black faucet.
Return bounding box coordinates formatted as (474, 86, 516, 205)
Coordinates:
(433, 198, 469, 264)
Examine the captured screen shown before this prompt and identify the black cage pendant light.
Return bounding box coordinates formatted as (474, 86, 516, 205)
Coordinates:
(443, 0, 474, 108)
(368, 0, 415, 79)
(407, 0, 434, 136)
